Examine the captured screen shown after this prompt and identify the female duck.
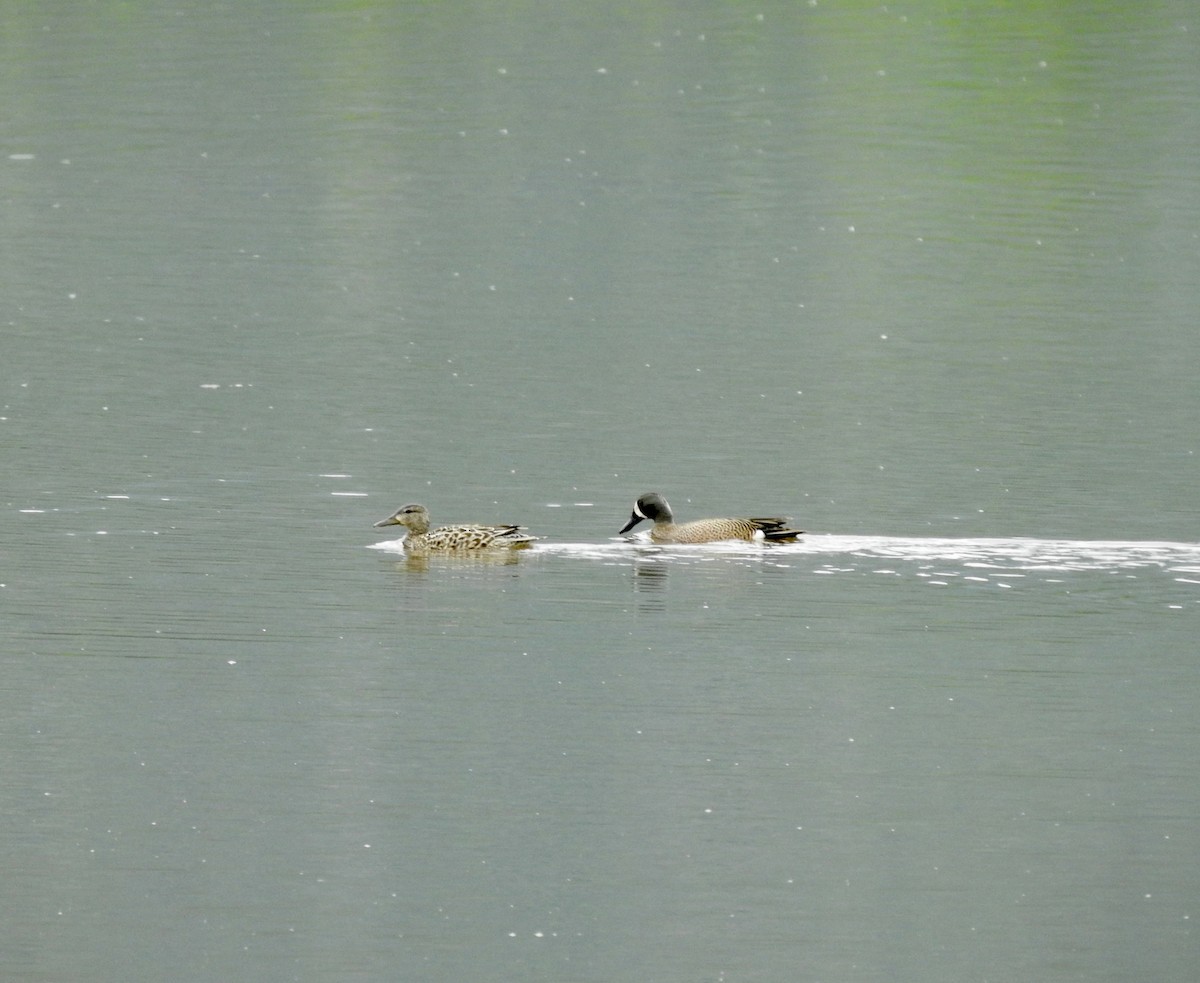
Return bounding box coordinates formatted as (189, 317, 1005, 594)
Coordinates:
(374, 503, 538, 551)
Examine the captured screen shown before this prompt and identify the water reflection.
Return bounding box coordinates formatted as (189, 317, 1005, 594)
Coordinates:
(631, 552, 671, 612)
(373, 547, 529, 574)
(632, 554, 671, 588)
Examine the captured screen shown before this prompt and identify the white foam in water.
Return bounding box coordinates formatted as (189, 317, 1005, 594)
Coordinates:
(796, 535, 1200, 572)
(527, 534, 1200, 574)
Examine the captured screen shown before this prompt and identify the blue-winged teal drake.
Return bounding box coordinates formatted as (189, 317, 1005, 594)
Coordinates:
(374, 503, 538, 551)
(618, 491, 803, 544)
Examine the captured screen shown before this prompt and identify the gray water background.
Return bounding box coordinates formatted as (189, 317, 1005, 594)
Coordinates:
(4, 3, 1199, 981)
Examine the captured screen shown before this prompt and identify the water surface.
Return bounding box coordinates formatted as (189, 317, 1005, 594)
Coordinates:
(4, 2, 1198, 981)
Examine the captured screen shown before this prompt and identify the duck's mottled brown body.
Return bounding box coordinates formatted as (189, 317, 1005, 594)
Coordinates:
(374, 503, 537, 551)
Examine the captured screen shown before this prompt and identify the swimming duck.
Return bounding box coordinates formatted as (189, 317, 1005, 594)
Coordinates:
(618, 491, 803, 544)
(374, 503, 537, 551)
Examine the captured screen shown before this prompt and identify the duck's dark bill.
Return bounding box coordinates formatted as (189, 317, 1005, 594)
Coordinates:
(618, 513, 643, 535)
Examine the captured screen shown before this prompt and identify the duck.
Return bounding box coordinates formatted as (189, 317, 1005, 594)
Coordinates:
(374, 503, 537, 551)
(618, 491, 803, 544)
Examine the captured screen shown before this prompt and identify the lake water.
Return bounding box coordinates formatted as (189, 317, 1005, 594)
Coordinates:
(4, 3, 1198, 981)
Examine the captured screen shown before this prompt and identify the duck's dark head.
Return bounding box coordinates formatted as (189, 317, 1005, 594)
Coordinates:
(618, 492, 671, 534)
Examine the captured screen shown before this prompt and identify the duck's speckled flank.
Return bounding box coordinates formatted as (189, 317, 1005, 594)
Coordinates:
(374, 503, 537, 551)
